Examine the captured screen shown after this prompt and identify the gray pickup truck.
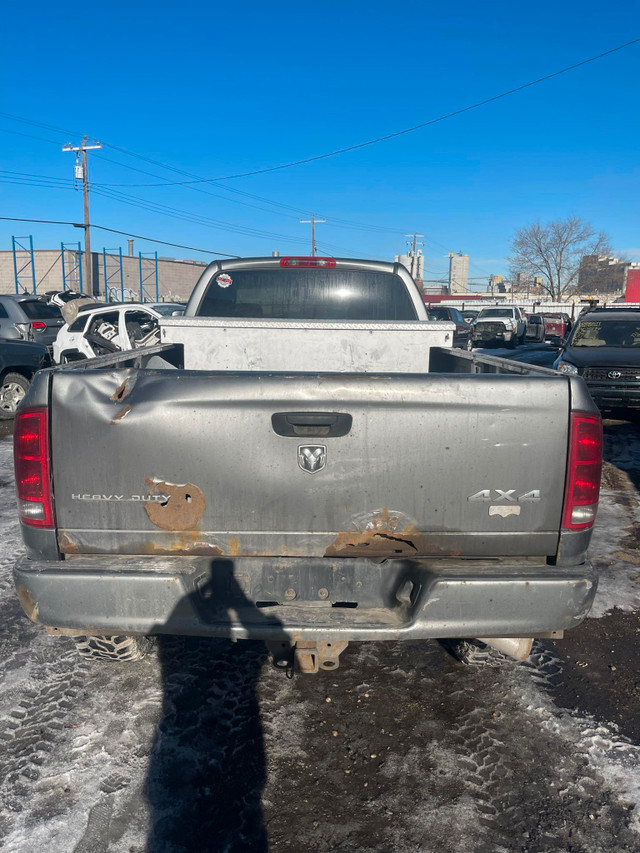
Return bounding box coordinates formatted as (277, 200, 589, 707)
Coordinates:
(13, 257, 603, 672)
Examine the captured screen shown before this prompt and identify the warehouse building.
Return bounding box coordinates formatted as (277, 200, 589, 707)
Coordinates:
(0, 242, 208, 301)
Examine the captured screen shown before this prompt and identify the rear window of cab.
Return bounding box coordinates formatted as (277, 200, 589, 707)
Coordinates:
(198, 268, 418, 321)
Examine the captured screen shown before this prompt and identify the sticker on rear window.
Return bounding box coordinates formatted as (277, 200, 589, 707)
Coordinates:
(216, 273, 233, 288)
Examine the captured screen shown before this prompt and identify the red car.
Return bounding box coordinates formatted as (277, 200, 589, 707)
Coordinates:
(539, 313, 572, 343)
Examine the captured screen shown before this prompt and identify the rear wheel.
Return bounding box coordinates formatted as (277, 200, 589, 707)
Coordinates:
(439, 638, 518, 667)
(0, 372, 30, 419)
(73, 635, 153, 662)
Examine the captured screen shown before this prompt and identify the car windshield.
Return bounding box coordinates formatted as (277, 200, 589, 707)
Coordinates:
(570, 319, 640, 347)
(198, 268, 418, 321)
(17, 301, 62, 320)
(477, 308, 513, 319)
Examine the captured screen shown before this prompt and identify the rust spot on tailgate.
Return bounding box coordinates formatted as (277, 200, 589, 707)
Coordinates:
(325, 508, 452, 558)
(110, 379, 131, 402)
(15, 585, 39, 622)
(110, 404, 132, 425)
(58, 532, 80, 554)
(326, 530, 420, 557)
(144, 479, 206, 531)
(143, 531, 223, 557)
(325, 508, 418, 557)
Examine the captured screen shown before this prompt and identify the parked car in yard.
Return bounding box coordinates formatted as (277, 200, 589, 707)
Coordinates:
(0, 294, 64, 348)
(53, 303, 161, 363)
(525, 314, 546, 342)
(0, 338, 50, 418)
(553, 308, 640, 416)
(470, 306, 527, 348)
(426, 305, 472, 348)
(13, 256, 603, 675)
(540, 313, 572, 344)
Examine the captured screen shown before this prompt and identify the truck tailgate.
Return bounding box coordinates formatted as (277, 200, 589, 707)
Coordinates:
(51, 368, 569, 559)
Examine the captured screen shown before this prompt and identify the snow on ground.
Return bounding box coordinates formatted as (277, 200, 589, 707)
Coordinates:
(589, 488, 640, 617)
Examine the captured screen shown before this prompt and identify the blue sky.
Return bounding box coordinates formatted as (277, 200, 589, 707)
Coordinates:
(1, 0, 639, 286)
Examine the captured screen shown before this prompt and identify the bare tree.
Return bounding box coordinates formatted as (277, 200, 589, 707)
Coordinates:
(508, 217, 612, 301)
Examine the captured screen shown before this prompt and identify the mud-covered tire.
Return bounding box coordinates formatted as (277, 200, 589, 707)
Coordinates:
(439, 638, 518, 667)
(73, 635, 154, 662)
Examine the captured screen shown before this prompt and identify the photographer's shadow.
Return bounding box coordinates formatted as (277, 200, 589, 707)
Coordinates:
(144, 559, 287, 853)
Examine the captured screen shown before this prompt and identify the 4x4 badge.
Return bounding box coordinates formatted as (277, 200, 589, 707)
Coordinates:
(298, 445, 327, 474)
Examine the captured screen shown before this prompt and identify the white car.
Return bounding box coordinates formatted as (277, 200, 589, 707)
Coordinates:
(53, 303, 162, 363)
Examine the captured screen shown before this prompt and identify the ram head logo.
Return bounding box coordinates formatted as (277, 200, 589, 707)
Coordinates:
(298, 445, 327, 474)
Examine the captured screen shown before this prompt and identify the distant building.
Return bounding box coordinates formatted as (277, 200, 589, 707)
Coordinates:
(0, 245, 207, 301)
(577, 255, 631, 297)
(448, 252, 469, 294)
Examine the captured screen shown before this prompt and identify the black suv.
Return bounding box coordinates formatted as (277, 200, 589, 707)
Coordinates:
(0, 295, 64, 348)
(553, 308, 640, 415)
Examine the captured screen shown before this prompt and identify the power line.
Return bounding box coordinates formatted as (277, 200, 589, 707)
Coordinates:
(0, 216, 238, 257)
(86, 37, 640, 185)
(90, 185, 312, 245)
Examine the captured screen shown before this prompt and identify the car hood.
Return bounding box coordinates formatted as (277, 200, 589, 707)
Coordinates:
(559, 346, 640, 368)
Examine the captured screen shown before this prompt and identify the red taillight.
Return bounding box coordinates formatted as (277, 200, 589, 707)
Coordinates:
(280, 257, 336, 268)
(562, 413, 602, 531)
(14, 408, 53, 528)
(31, 321, 46, 330)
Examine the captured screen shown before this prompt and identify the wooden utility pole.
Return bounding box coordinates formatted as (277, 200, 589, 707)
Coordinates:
(300, 214, 326, 256)
(63, 136, 102, 295)
(405, 233, 424, 280)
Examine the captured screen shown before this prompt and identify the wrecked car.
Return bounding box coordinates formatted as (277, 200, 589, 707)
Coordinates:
(13, 256, 602, 673)
(52, 303, 161, 363)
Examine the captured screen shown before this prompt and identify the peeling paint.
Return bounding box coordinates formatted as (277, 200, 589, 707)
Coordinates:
(15, 585, 39, 622)
(144, 479, 206, 531)
(110, 404, 132, 425)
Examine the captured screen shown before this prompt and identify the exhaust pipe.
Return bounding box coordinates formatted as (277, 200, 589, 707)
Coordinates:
(480, 637, 533, 661)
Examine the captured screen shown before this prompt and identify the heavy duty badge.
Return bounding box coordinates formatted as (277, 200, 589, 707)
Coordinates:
(298, 445, 327, 474)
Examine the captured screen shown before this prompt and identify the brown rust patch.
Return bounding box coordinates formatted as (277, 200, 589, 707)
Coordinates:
(58, 532, 80, 554)
(144, 479, 206, 531)
(15, 585, 39, 622)
(324, 508, 450, 558)
(110, 404, 132, 425)
(143, 534, 223, 557)
(110, 378, 131, 402)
